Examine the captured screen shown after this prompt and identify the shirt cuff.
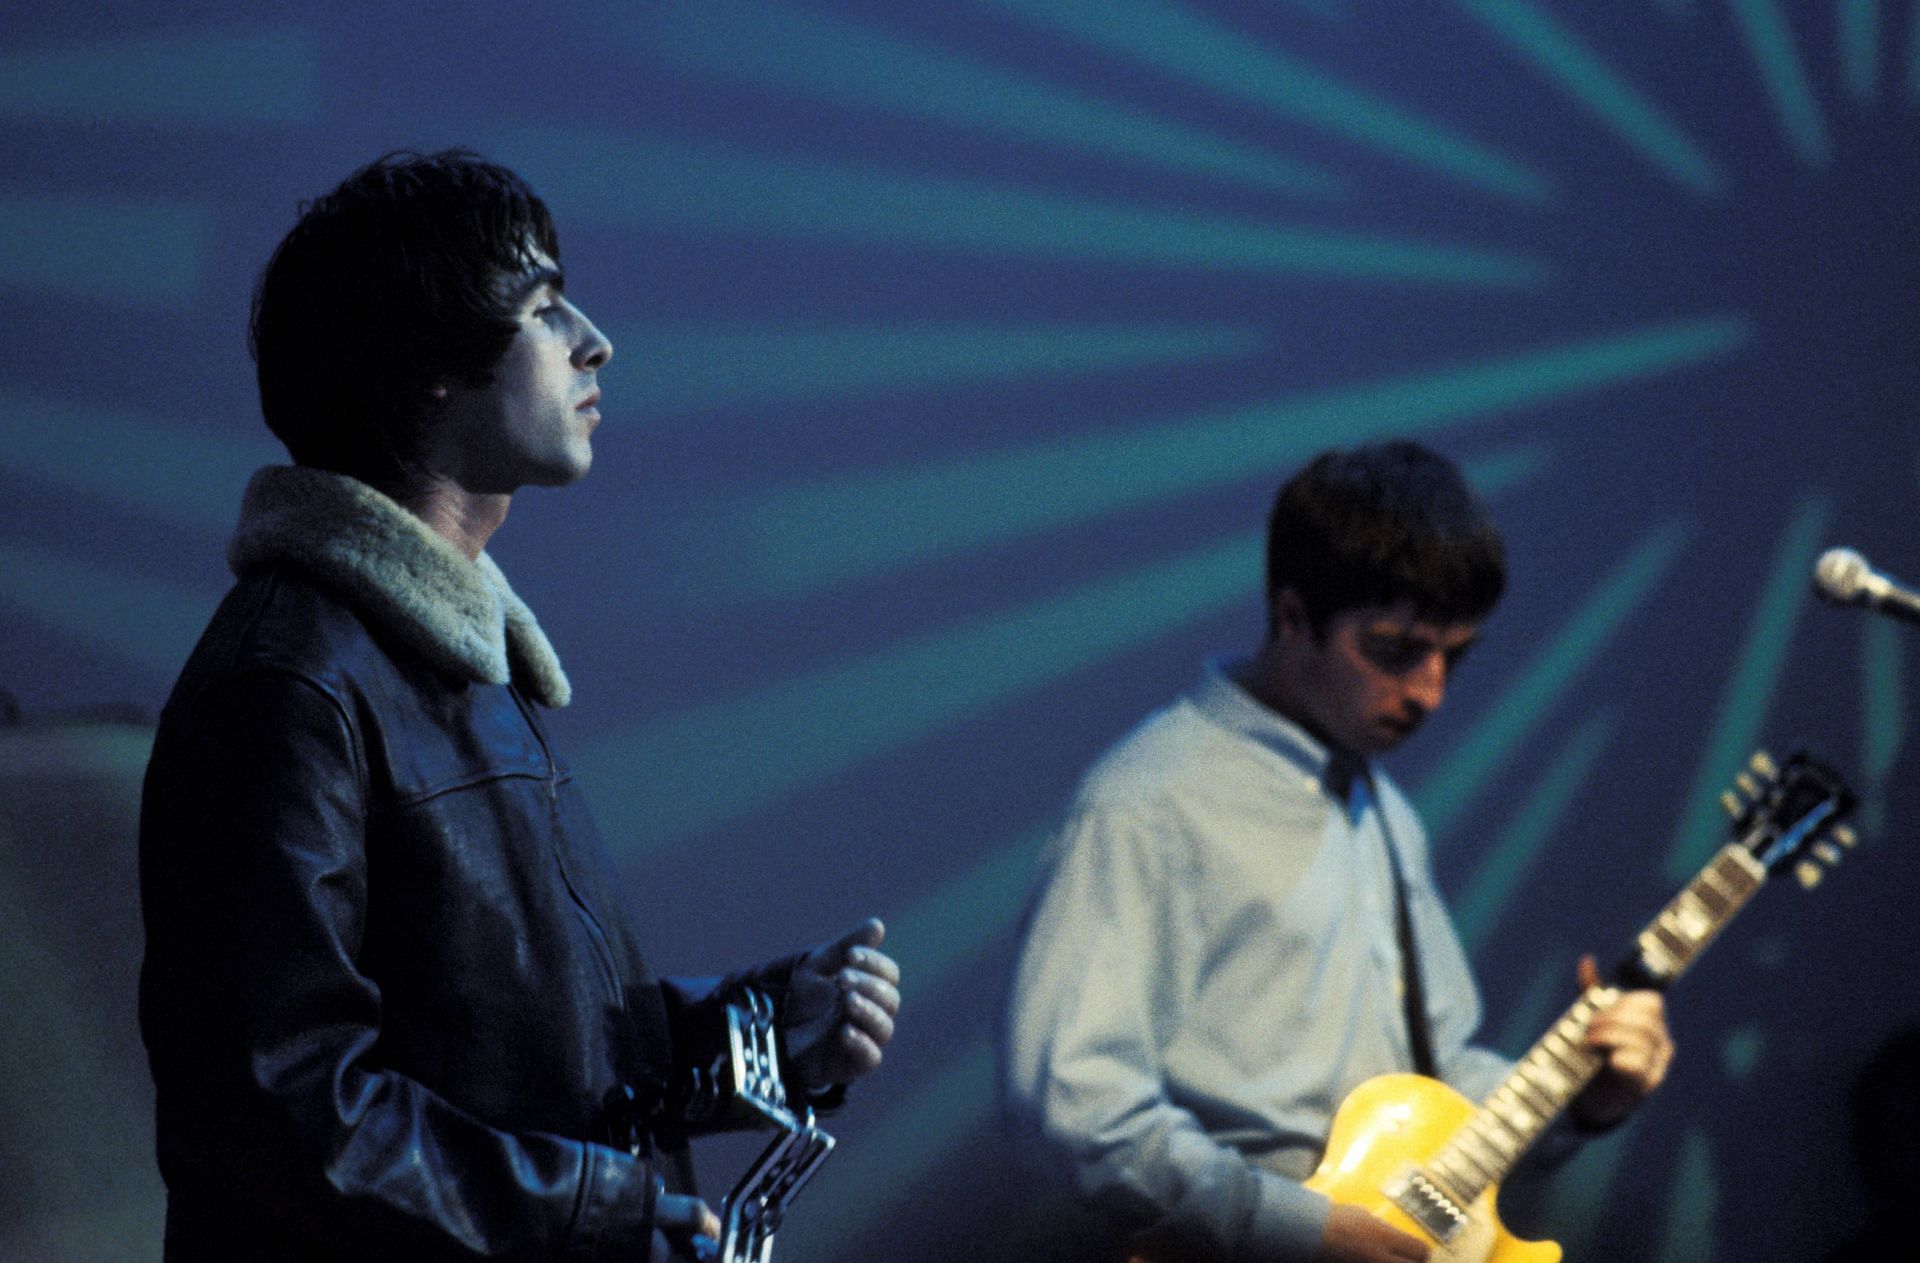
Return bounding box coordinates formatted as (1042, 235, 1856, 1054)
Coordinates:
(1243, 1171, 1331, 1263)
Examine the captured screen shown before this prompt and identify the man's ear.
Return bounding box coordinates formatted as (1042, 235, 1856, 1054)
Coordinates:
(1270, 588, 1312, 644)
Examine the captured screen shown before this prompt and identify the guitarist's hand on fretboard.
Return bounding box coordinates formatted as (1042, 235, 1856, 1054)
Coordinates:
(1567, 953, 1676, 1130)
(1315, 1202, 1431, 1262)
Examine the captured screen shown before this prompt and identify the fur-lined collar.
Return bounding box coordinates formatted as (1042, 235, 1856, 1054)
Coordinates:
(229, 466, 571, 708)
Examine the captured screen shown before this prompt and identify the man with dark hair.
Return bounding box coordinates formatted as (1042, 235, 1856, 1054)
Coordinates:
(1002, 441, 1673, 1262)
(139, 151, 901, 1261)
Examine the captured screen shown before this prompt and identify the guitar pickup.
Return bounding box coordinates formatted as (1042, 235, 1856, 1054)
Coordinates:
(1385, 1168, 1469, 1243)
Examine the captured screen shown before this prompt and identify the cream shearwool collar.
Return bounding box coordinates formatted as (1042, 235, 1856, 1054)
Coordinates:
(228, 465, 572, 708)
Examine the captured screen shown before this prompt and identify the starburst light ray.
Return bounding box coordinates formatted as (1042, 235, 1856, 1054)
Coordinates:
(496, 130, 1546, 286)
(1730, 0, 1835, 165)
(1452, 0, 1723, 195)
(1452, 710, 1619, 955)
(0, 196, 206, 307)
(582, 451, 1543, 853)
(646, 0, 1338, 198)
(1416, 520, 1690, 844)
(0, 542, 215, 679)
(975, 0, 1551, 202)
(581, 532, 1262, 853)
(604, 323, 1272, 417)
(1491, 951, 1573, 1055)
(880, 823, 1050, 1001)
(0, 393, 278, 529)
(1655, 1131, 1719, 1263)
(1663, 495, 1830, 881)
(1839, 0, 1882, 102)
(778, 1041, 996, 1263)
(713, 319, 1742, 599)
(0, 29, 320, 126)
(1859, 617, 1903, 834)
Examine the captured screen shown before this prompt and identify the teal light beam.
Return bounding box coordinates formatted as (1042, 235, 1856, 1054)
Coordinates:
(1860, 618, 1903, 835)
(650, 0, 1337, 198)
(0, 541, 215, 678)
(497, 129, 1543, 287)
(1840, 0, 1881, 101)
(975, 0, 1550, 203)
(0, 392, 279, 530)
(1452, 711, 1618, 954)
(1656, 1130, 1720, 1263)
(579, 452, 1543, 854)
(1491, 952, 1573, 1057)
(0, 196, 206, 307)
(1729, 0, 1834, 165)
(777, 1040, 995, 1263)
(1544, 1124, 1636, 1258)
(1908, 2, 1920, 103)
(714, 317, 1746, 598)
(1452, 0, 1723, 195)
(1279, 0, 1348, 19)
(1720, 1026, 1765, 1082)
(603, 322, 1272, 416)
(1416, 521, 1691, 844)
(0, 29, 319, 126)
(1664, 496, 1829, 881)
(580, 532, 1260, 854)
(883, 824, 1051, 1000)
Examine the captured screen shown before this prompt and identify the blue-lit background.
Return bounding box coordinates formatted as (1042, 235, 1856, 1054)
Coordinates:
(4, 2, 1919, 1258)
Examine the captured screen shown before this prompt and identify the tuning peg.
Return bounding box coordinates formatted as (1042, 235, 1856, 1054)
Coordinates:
(1735, 772, 1760, 798)
(1795, 859, 1825, 889)
(1814, 841, 1844, 867)
(1832, 825, 1858, 850)
(1719, 790, 1744, 818)
(1749, 751, 1777, 779)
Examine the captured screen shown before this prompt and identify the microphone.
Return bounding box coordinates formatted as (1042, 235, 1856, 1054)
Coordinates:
(1812, 548, 1920, 626)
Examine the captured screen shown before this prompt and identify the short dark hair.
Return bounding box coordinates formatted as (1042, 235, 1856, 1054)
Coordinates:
(1265, 440, 1505, 636)
(249, 149, 559, 486)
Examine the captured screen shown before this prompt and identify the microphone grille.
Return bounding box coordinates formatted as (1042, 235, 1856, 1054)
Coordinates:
(1813, 548, 1870, 602)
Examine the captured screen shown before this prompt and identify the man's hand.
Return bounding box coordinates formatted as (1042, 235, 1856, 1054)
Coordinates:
(1571, 954, 1675, 1129)
(783, 917, 901, 1094)
(650, 1192, 721, 1262)
(1315, 1203, 1431, 1262)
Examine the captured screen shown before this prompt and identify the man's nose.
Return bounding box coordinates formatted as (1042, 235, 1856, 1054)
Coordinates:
(572, 307, 613, 370)
(1406, 653, 1447, 714)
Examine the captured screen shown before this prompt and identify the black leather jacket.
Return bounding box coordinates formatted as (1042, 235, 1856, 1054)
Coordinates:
(139, 563, 777, 1259)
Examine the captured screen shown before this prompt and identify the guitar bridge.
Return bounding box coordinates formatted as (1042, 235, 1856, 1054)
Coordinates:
(1386, 1168, 1469, 1243)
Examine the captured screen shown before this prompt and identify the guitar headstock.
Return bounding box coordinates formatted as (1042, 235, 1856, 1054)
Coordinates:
(1719, 750, 1858, 888)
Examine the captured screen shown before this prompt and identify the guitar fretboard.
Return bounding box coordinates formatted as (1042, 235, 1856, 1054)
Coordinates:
(1425, 843, 1767, 1203)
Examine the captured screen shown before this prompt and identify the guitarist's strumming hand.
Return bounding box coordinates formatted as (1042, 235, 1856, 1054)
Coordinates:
(783, 917, 902, 1094)
(1314, 1202, 1430, 1262)
(1569, 953, 1676, 1129)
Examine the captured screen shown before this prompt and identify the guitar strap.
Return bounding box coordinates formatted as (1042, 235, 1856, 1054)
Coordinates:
(1357, 762, 1439, 1079)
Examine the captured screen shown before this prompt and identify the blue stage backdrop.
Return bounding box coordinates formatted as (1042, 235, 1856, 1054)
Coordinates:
(4, 2, 1919, 1258)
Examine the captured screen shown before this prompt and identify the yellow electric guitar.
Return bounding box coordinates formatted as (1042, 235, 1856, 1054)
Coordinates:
(1134, 749, 1857, 1263)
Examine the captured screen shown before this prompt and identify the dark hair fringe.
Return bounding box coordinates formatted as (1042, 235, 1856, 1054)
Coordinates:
(1264, 440, 1506, 634)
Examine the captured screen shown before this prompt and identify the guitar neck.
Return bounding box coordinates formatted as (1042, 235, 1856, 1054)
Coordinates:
(1426, 843, 1769, 1201)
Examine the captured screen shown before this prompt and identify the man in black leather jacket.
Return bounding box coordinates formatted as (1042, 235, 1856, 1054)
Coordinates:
(138, 151, 901, 1260)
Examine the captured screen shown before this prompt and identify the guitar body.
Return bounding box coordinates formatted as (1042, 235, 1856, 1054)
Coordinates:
(1124, 751, 1856, 1263)
(1304, 1074, 1560, 1263)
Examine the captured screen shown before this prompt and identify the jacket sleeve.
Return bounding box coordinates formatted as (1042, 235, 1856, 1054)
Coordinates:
(1000, 807, 1331, 1263)
(138, 666, 660, 1258)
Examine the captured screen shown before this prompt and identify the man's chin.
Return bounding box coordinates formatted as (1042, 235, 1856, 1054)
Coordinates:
(1369, 721, 1419, 751)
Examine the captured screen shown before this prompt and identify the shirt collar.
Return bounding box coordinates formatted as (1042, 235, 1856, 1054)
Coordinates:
(1191, 656, 1368, 804)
